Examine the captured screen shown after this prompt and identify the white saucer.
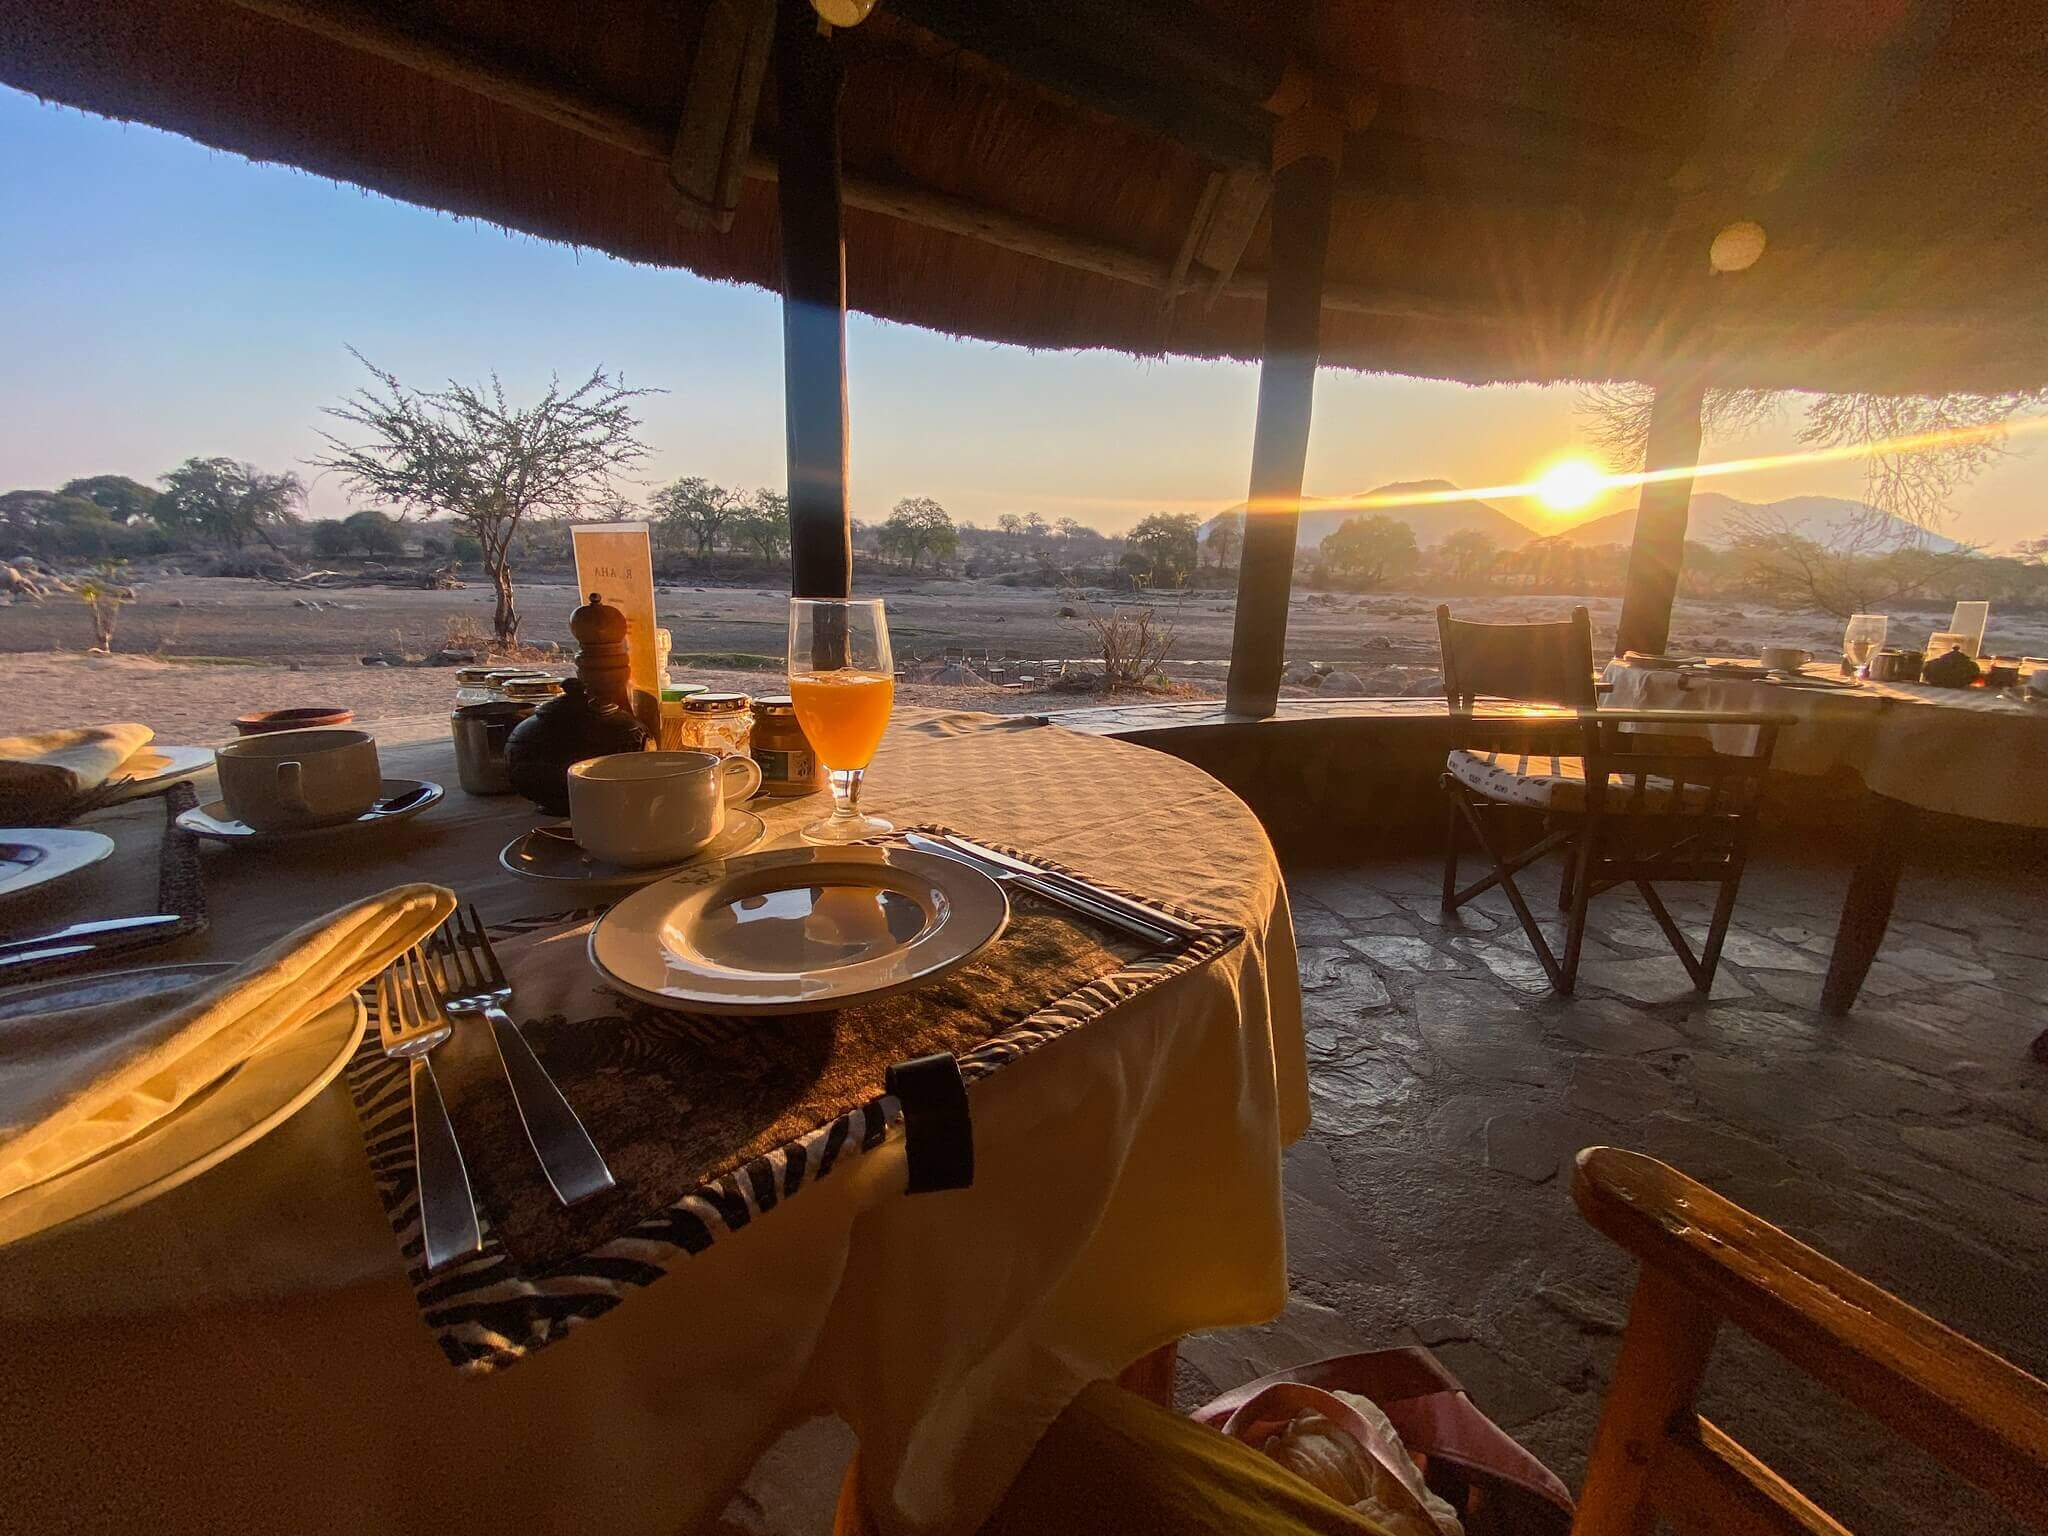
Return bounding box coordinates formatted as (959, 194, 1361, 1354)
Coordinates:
(0, 829, 117, 901)
(500, 808, 768, 884)
(0, 963, 364, 1245)
(177, 778, 443, 842)
(589, 844, 1009, 1015)
(102, 744, 213, 801)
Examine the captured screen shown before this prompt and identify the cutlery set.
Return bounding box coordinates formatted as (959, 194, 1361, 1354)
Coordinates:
(379, 839, 1186, 1270)
(377, 908, 616, 1271)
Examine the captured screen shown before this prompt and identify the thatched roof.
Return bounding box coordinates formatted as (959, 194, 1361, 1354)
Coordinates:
(6, 0, 2046, 393)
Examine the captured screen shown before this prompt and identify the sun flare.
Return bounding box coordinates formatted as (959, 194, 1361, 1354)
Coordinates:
(1532, 457, 1606, 512)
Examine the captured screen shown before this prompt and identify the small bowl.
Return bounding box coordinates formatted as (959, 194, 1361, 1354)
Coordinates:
(233, 707, 356, 737)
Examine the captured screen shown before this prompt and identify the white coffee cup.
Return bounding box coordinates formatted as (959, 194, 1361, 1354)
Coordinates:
(567, 750, 763, 868)
(215, 728, 381, 831)
(1760, 646, 1813, 673)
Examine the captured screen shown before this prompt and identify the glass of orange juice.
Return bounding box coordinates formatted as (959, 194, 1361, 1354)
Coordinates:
(787, 597, 896, 843)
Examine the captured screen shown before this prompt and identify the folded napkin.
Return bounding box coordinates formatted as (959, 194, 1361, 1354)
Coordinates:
(0, 882, 454, 1201)
(0, 723, 155, 824)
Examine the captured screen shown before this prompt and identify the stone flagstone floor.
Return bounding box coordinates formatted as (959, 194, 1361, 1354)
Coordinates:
(1179, 839, 2048, 1536)
(723, 835, 2047, 1535)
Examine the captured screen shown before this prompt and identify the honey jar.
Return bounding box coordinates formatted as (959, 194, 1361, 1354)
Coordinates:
(672, 691, 753, 757)
(750, 695, 827, 796)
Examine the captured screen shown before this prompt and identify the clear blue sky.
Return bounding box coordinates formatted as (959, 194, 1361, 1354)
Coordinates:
(3, 86, 2041, 548)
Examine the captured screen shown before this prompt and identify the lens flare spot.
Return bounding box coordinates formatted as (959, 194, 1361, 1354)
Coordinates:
(1533, 458, 1606, 512)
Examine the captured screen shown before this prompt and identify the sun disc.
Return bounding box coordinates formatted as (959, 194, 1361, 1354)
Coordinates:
(1533, 458, 1605, 512)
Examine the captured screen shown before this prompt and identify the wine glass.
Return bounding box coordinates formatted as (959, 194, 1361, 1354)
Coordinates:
(787, 597, 896, 843)
(1843, 614, 1888, 677)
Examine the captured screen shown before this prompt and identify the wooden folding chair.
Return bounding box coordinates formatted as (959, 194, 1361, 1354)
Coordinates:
(1437, 605, 1788, 994)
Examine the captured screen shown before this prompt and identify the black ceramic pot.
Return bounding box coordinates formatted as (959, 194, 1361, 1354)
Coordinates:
(504, 679, 649, 815)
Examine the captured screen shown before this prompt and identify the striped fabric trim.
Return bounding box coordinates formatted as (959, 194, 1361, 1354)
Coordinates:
(343, 841, 1241, 1373)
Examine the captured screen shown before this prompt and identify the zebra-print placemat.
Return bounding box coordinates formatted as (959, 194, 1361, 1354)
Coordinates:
(342, 834, 1241, 1372)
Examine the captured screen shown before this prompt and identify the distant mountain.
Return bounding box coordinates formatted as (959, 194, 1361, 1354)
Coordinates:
(1204, 480, 1532, 550)
(1553, 492, 1964, 552)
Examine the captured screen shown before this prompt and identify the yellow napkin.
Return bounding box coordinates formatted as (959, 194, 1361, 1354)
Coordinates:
(0, 723, 155, 824)
(0, 883, 455, 1201)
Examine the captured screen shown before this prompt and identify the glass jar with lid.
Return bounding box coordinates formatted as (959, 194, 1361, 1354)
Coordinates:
(750, 695, 827, 796)
(671, 691, 752, 758)
(454, 666, 500, 705)
(499, 675, 563, 706)
(658, 683, 708, 750)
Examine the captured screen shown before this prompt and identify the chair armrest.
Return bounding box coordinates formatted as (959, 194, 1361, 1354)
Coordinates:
(1572, 1147, 2048, 1519)
(1587, 707, 1798, 727)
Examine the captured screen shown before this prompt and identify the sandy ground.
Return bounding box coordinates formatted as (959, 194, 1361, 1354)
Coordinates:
(5, 572, 2043, 742)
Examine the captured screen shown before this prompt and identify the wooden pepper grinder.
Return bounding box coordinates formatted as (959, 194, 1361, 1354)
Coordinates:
(572, 590, 633, 711)
(504, 591, 651, 814)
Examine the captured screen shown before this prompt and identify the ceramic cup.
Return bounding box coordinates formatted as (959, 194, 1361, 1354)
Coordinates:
(568, 750, 763, 868)
(215, 727, 381, 831)
(1760, 646, 1813, 672)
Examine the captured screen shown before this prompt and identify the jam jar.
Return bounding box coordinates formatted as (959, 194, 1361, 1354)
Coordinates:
(750, 695, 827, 796)
(673, 692, 753, 757)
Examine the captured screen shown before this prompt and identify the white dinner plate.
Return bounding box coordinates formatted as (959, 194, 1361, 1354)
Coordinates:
(0, 963, 365, 1245)
(0, 828, 116, 902)
(101, 744, 214, 801)
(176, 778, 442, 842)
(500, 808, 767, 885)
(589, 844, 1009, 1015)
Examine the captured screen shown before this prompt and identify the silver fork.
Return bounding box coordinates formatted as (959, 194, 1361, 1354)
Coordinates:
(376, 953, 483, 1271)
(426, 905, 615, 1206)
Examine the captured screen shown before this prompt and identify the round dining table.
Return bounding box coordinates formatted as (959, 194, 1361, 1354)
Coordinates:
(1603, 660, 2048, 1014)
(0, 709, 1306, 1536)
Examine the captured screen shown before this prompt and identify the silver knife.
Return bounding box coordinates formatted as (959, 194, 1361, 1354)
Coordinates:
(0, 913, 184, 963)
(937, 834, 1203, 942)
(904, 833, 1187, 949)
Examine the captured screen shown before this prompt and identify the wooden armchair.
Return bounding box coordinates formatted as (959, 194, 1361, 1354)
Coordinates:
(1570, 1146, 2048, 1535)
(833, 1149, 2048, 1534)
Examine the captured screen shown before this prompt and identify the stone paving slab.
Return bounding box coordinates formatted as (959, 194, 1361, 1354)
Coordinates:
(1181, 840, 2048, 1536)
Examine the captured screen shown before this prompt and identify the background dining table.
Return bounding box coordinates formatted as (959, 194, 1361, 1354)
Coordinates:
(1602, 660, 2048, 1014)
(0, 709, 1307, 1536)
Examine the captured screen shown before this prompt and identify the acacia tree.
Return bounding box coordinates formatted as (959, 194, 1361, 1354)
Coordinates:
(652, 476, 746, 560)
(157, 457, 304, 552)
(730, 488, 790, 561)
(881, 496, 959, 569)
(316, 352, 653, 643)
(1204, 512, 1243, 570)
(1319, 514, 1417, 589)
(1576, 382, 2048, 535)
(1125, 511, 1201, 587)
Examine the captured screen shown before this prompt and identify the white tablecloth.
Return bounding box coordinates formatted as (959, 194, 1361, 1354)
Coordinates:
(1603, 663, 2048, 829)
(0, 711, 1306, 1536)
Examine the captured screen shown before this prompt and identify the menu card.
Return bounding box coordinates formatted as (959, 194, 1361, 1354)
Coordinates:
(572, 522, 661, 736)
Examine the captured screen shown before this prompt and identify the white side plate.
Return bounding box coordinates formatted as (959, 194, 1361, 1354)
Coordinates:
(589, 844, 1008, 1015)
(102, 744, 214, 801)
(0, 964, 364, 1244)
(0, 829, 116, 902)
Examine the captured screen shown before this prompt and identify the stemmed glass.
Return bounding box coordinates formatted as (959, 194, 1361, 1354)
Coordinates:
(1843, 614, 1888, 677)
(787, 597, 896, 843)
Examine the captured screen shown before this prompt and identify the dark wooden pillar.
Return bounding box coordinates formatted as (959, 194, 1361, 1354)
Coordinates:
(1613, 378, 1707, 658)
(776, 0, 852, 599)
(1224, 102, 1341, 719)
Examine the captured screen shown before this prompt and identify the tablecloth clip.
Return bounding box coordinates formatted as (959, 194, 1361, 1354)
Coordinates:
(885, 1052, 973, 1194)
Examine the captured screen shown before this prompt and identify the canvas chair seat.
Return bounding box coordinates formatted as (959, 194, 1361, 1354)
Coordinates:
(1446, 749, 1708, 814)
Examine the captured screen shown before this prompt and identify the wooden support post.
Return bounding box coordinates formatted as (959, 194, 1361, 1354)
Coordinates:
(1613, 379, 1707, 659)
(1224, 100, 1340, 718)
(776, 0, 852, 599)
